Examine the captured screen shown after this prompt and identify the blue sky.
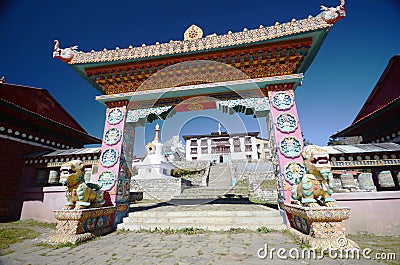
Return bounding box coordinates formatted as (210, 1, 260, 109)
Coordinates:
(1, 0, 399, 155)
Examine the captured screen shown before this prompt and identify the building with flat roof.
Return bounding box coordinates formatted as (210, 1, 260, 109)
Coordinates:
(182, 131, 270, 163)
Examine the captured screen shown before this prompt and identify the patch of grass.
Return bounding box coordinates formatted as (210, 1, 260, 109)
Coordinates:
(226, 228, 249, 233)
(35, 236, 100, 249)
(0, 219, 56, 230)
(0, 218, 57, 254)
(259, 180, 276, 190)
(279, 229, 306, 247)
(257, 226, 276, 233)
(115, 229, 130, 235)
(0, 227, 39, 255)
(235, 178, 249, 188)
(172, 168, 203, 178)
(15, 220, 56, 229)
(35, 242, 75, 249)
(139, 227, 206, 235)
(178, 227, 206, 235)
(248, 196, 278, 207)
(347, 233, 400, 264)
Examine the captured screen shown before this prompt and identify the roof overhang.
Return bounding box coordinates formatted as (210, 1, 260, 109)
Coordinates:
(53, 3, 345, 95)
(332, 98, 400, 141)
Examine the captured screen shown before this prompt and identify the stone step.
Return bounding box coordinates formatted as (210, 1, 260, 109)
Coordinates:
(177, 194, 247, 199)
(128, 209, 280, 218)
(180, 188, 236, 194)
(179, 189, 237, 195)
(177, 189, 248, 199)
(208, 165, 231, 186)
(122, 217, 284, 226)
(118, 203, 286, 232)
(117, 223, 287, 231)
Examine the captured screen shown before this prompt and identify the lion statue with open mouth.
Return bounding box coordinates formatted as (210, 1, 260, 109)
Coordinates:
(59, 160, 105, 210)
(291, 145, 336, 207)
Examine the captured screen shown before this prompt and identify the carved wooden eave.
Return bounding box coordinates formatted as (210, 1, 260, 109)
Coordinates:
(53, 3, 345, 95)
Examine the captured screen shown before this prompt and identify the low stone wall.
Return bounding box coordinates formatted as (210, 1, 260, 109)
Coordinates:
(171, 161, 210, 187)
(130, 177, 182, 201)
(231, 162, 277, 202)
(252, 189, 278, 202)
(182, 166, 210, 187)
(231, 161, 273, 173)
(170, 161, 210, 171)
(334, 191, 400, 236)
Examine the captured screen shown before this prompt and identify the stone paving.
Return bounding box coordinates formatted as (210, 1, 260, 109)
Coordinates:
(0, 227, 383, 265)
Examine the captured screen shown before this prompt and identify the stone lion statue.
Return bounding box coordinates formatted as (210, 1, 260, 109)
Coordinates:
(291, 145, 336, 207)
(59, 160, 105, 210)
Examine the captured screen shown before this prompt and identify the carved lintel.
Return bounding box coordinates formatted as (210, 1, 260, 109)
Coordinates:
(126, 106, 173, 123)
(217, 97, 270, 116)
(265, 83, 295, 92)
(105, 100, 129, 108)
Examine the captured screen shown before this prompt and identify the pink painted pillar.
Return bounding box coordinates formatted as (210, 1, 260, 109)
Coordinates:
(267, 85, 305, 226)
(96, 101, 131, 226)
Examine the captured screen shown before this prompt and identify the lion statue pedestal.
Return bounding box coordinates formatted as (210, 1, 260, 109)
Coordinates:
(286, 145, 358, 250)
(284, 204, 358, 250)
(47, 160, 115, 244)
(47, 206, 116, 244)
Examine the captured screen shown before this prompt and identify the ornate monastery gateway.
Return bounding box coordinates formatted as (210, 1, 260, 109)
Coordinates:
(53, 1, 346, 230)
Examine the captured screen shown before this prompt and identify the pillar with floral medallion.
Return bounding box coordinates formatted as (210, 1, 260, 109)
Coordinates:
(96, 100, 132, 227)
(267, 84, 305, 224)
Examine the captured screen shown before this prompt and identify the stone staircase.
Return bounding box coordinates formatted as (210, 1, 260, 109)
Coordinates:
(117, 202, 286, 231)
(177, 163, 246, 199)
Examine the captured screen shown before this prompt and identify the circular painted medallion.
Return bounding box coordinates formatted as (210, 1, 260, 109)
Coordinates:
(104, 128, 121, 146)
(98, 171, 116, 190)
(107, 108, 124, 125)
(279, 136, 302, 158)
(284, 162, 305, 185)
(276, 113, 298, 133)
(272, 92, 293, 110)
(100, 148, 119, 167)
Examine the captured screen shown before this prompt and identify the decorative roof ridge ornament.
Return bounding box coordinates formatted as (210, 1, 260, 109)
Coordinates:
(184, 24, 203, 40)
(53, 39, 78, 63)
(319, 0, 346, 24)
(63, 3, 346, 65)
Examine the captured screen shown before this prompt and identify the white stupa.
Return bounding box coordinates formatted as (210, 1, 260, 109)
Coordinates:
(133, 124, 175, 179)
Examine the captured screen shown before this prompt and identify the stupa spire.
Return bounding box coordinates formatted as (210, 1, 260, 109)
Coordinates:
(154, 123, 160, 142)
